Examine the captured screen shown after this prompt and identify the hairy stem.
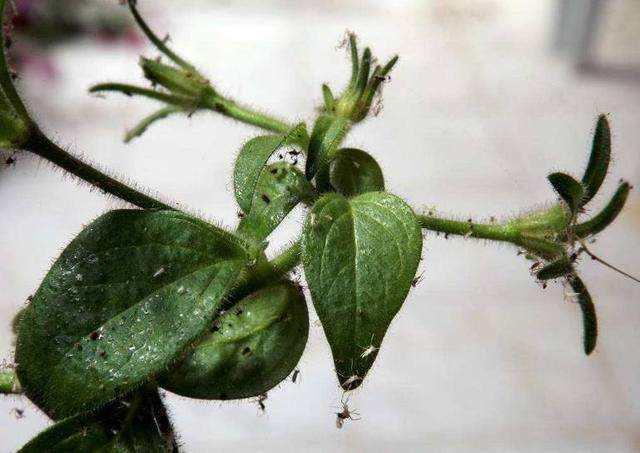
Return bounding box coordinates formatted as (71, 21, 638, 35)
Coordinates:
(25, 128, 173, 210)
(417, 214, 519, 242)
(270, 241, 302, 275)
(204, 96, 292, 134)
(0, 369, 21, 394)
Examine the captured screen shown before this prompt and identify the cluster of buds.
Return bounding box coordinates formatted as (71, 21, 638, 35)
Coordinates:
(322, 33, 398, 123)
(508, 115, 632, 354)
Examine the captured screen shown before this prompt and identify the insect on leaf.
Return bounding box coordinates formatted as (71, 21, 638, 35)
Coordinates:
(234, 123, 308, 213)
(16, 210, 251, 418)
(237, 162, 314, 242)
(160, 281, 309, 400)
(301, 192, 422, 389)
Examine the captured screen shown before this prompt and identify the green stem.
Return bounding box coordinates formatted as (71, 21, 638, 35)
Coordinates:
(271, 241, 302, 275)
(417, 214, 519, 242)
(0, 0, 30, 123)
(0, 369, 21, 394)
(26, 128, 173, 210)
(417, 213, 563, 259)
(205, 96, 291, 134)
(127, 0, 195, 71)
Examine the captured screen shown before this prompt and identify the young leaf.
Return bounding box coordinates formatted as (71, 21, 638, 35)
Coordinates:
(536, 255, 572, 280)
(20, 388, 177, 452)
(305, 114, 350, 180)
(16, 210, 251, 418)
(568, 275, 597, 355)
(237, 162, 314, 241)
(330, 148, 385, 197)
(233, 123, 308, 213)
(582, 114, 611, 205)
(161, 281, 308, 399)
(548, 172, 584, 214)
(573, 182, 631, 238)
(301, 192, 422, 389)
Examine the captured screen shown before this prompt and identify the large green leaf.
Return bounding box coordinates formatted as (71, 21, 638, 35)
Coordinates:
(329, 148, 384, 197)
(237, 162, 314, 242)
(160, 281, 308, 399)
(301, 192, 422, 389)
(233, 123, 308, 213)
(20, 388, 177, 452)
(16, 210, 251, 418)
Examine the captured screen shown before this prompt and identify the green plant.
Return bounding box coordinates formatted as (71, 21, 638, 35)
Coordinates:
(0, 1, 636, 450)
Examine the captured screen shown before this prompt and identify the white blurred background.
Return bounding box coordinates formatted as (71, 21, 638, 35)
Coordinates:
(1, 0, 640, 451)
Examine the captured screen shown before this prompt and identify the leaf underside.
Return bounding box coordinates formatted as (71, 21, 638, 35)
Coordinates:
(161, 281, 309, 399)
(302, 192, 422, 389)
(16, 210, 249, 418)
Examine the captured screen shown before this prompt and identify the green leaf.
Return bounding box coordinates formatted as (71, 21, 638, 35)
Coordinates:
(536, 255, 572, 280)
(548, 172, 584, 214)
(160, 281, 308, 399)
(573, 182, 631, 238)
(233, 123, 308, 213)
(237, 162, 314, 241)
(305, 114, 350, 180)
(582, 114, 611, 205)
(16, 210, 250, 418)
(124, 106, 181, 144)
(330, 148, 384, 197)
(20, 388, 177, 453)
(568, 275, 597, 355)
(301, 192, 422, 389)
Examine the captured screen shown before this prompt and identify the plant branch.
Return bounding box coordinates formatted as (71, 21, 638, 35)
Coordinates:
(25, 128, 173, 210)
(417, 214, 519, 243)
(204, 96, 292, 134)
(0, 369, 21, 394)
(270, 241, 302, 275)
(0, 0, 30, 123)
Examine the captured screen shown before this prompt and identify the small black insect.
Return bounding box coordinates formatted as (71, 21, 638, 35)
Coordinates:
(237, 211, 245, 219)
(288, 150, 300, 156)
(89, 331, 101, 341)
(5, 156, 15, 166)
(292, 369, 300, 383)
(270, 168, 279, 175)
(411, 271, 425, 287)
(257, 393, 267, 411)
(261, 194, 271, 204)
(242, 346, 252, 356)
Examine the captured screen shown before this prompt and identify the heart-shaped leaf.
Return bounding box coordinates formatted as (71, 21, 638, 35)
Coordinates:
(233, 123, 308, 213)
(20, 388, 177, 452)
(16, 210, 250, 418)
(301, 192, 422, 389)
(160, 281, 308, 399)
(305, 114, 350, 180)
(329, 148, 384, 197)
(237, 162, 314, 241)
